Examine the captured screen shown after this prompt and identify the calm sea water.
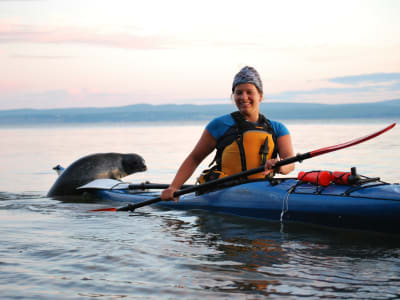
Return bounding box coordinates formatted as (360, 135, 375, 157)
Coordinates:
(1, 119, 400, 299)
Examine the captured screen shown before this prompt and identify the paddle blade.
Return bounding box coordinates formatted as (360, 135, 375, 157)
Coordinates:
(88, 207, 117, 212)
(310, 122, 396, 158)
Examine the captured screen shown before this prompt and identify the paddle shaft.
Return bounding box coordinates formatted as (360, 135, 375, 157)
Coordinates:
(128, 183, 194, 190)
(117, 152, 310, 211)
(91, 122, 396, 213)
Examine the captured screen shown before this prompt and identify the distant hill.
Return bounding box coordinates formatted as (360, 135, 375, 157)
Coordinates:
(0, 99, 399, 124)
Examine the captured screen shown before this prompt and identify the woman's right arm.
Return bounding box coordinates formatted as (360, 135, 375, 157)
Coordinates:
(161, 129, 216, 201)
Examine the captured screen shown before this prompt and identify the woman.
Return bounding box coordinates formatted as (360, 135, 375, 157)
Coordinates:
(161, 66, 295, 201)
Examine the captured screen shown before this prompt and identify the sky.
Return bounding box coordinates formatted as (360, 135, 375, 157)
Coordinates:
(1, 0, 400, 110)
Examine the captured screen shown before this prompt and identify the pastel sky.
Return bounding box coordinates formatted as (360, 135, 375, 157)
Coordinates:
(1, 0, 400, 110)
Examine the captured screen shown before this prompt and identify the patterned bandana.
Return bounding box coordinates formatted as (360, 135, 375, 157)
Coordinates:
(232, 66, 263, 93)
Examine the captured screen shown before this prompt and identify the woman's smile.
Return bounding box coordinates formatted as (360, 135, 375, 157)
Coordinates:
(233, 83, 262, 122)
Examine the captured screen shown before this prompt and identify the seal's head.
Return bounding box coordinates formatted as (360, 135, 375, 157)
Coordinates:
(121, 153, 147, 174)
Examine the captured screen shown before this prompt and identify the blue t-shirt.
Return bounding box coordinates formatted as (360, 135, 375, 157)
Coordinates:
(206, 114, 289, 140)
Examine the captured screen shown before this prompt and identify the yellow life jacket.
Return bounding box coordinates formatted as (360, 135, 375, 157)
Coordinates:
(198, 112, 278, 183)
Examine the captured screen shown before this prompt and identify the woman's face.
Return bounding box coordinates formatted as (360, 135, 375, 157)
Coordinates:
(233, 83, 262, 120)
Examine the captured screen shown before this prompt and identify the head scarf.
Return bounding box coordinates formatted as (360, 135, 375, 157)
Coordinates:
(232, 66, 263, 93)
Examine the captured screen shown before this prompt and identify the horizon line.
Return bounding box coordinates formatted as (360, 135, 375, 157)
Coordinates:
(1, 98, 399, 112)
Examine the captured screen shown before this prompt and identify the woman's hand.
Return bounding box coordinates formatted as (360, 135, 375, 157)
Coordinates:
(263, 134, 295, 176)
(263, 158, 280, 176)
(161, 186, 179, 202)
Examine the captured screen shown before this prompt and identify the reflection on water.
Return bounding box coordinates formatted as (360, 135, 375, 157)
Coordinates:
(155, 209, 400, 298)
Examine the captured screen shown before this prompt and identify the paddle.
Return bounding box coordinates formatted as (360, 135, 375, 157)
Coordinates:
(129, 183, 194, 190)
(89, 122, 396, 212)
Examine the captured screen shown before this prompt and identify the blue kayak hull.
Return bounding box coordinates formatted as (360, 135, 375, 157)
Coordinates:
(89, 179, 400, 234)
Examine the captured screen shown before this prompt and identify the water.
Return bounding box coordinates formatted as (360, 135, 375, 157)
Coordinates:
(1, 119, 400, 299)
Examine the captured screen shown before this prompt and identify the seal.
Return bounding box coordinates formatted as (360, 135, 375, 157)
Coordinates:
(47, 153, 146, 197)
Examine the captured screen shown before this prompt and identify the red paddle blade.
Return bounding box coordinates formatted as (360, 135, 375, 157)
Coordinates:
(88, 207, 117, 212)
(310, 122, 396, 158)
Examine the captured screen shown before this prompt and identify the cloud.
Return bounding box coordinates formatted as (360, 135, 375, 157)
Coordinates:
(271, 85, 388, 98)
(329, 73, 400, 85)
(0, 21, 178, 50)
(0, 20, 266, 51)
(10, 54, 74, 59)
(267, 73, 400, 103)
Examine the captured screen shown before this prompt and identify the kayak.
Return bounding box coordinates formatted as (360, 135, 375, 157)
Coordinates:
(81, 172, 400, 235)
(49, 123, 398, 234)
